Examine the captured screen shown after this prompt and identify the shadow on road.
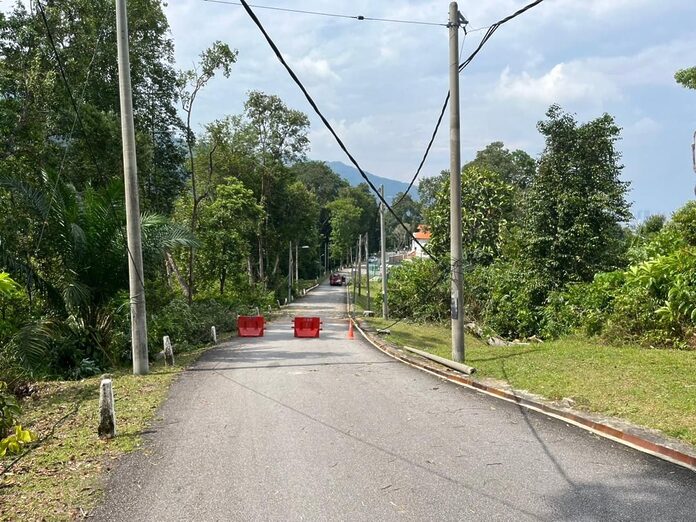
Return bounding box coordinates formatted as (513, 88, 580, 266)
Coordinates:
(550, 473, 696, 520)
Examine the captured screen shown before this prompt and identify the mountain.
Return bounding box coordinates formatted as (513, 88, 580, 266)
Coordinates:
(326, 161, 418, 202)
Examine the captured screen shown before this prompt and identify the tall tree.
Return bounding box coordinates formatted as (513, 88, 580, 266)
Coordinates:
(524, 105, 632, 288)
(428, 166, 514, 264)
(385, 192, 422, 250)
(176, 41, 237, 303)
(463, 141, 536, 191)
(235, 91, 310, 284)
(327, 198, 362, 265)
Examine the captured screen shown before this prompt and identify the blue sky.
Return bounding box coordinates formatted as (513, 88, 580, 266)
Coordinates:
(10, 0, 695, 220)
(164, 0, 696, 220)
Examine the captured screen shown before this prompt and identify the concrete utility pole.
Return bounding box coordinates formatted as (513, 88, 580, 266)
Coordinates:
(449, 1, 465, 363)
(365, 232, 371, 312)
(380, 185, 388, 319)
(357, 235, 362, 297)
(116, 0, 148, 375)
(295, 242, 299, 283)
(288, 241, 293, 304)
(351, 245, 357, 309)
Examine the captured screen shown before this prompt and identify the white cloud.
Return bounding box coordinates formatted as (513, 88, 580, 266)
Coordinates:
(496, 63, 621, 104)
(292, 55, 340, 81)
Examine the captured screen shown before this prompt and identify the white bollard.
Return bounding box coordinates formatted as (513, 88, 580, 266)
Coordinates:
(163, 335, 174, 366)
(211, 326, 217, 344)
(98, 376, 116, 439)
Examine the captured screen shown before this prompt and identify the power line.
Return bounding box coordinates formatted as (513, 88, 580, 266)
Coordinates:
(36, 1, 147, 293)
(203, 0, 448, 27)
(35, 23, 106, 256)
(394, 0, 547, 204)
(235, 0, 442, 264)
(392, 31, 468, 209)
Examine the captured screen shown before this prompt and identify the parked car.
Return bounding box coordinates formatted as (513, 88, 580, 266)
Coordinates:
(329, 273, 344, 286)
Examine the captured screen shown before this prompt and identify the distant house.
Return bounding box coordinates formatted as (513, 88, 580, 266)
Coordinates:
(411, 225, 431, 259)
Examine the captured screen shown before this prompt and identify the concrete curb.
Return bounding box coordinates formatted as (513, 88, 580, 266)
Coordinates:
(351, 318, 696, 473)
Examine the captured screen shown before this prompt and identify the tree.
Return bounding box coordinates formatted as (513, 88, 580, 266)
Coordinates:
(0, 0, 186, 206)
(326, 198, 362, 264)
(338, 184, 379, 251)
(0, 171, 195, 373)
(523, 105, 632, 288)
(385, 192, 422, 250)
(291, 161, 348, 207)
(428, 165, 514, 264)
(176, 41, 237, 303)
(464, 141, 536, 190)
(675, 67, 696, 90)
(196, 178, 263, 295)
(418, 171, 448, 216)
(233, 91, 311, 285)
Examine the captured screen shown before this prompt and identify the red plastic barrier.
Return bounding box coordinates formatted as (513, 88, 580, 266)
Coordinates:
(237, 315, 265, 337)
(293, 316, 322, 338)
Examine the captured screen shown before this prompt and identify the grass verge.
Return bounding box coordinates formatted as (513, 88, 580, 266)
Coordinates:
(0, 344, 215, 521)
(361, 315, 696, 447)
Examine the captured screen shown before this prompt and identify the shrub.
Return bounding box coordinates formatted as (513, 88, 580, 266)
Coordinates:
(482, 262, 547, 339)
(385, 259, 449, 322)
(0, 381, 21, 438)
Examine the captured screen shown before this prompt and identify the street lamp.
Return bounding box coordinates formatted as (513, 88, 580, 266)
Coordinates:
(296, 244, 309, 283)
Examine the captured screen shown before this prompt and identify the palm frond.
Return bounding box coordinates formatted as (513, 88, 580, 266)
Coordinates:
(62, 280, 91, 313)
(9, 319, 55, 370)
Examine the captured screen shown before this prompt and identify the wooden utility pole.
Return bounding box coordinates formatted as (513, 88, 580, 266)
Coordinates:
(449, 1, 465, 363)
(116, 0, 148, 375)
(380, 185, 388, 319)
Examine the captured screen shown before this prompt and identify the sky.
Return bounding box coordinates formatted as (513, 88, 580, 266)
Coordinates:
(6, 0, 695, 219)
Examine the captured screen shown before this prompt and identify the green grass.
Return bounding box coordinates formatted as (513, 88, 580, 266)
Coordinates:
(362, 316, 696, 447)
(0, 345, 214, 521)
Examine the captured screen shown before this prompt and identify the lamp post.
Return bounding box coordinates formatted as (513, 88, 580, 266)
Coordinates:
(296, 244, 309, 285)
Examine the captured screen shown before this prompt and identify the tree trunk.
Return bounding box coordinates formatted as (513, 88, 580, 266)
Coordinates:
(272, 254, 280, 276)
(258, 236, 265, 287)
(247, 256, 255, 285)
(219, 266, 226, 295)
(165, 252, 190, 298)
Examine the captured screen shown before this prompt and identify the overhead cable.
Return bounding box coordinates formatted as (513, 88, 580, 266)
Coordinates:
(395, 0, 546, 205)
(235, 0, 441, 261)
(203, 0, 447, 27)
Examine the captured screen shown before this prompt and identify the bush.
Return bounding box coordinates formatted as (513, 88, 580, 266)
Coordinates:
(0, 381, 21, 438)
(542, 271, 625, 338)
(540, 248, 696, 348)
(385, 259, 449, 322)
(482, 261, 547, 339)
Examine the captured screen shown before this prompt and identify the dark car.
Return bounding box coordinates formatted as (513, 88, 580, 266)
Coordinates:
(329, 273, 343, 286)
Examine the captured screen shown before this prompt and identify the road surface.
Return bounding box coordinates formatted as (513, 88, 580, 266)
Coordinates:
(93, 279, 696, 521)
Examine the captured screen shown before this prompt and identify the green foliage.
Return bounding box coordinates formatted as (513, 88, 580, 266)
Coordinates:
(0, 381, 21, 438)
(0, 424, 36, 458)
(327, 197, 363, 261)
(524, 105, 632, 288)
(675, 66, 696, 90)
(147, 298, 239, 355)
(429, 166, 514, 264)
(385, 259, 449, 322)
(479, 262, 547, 339)
(463, 141, 536, 190)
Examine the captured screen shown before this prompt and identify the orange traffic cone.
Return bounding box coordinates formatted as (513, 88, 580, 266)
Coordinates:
(347, 319, 355, 340)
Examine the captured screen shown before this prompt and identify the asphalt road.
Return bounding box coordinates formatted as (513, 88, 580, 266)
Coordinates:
(93, 279, 696, 521)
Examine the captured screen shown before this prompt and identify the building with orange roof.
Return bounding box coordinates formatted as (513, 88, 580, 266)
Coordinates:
(411, 225, 431, 259)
